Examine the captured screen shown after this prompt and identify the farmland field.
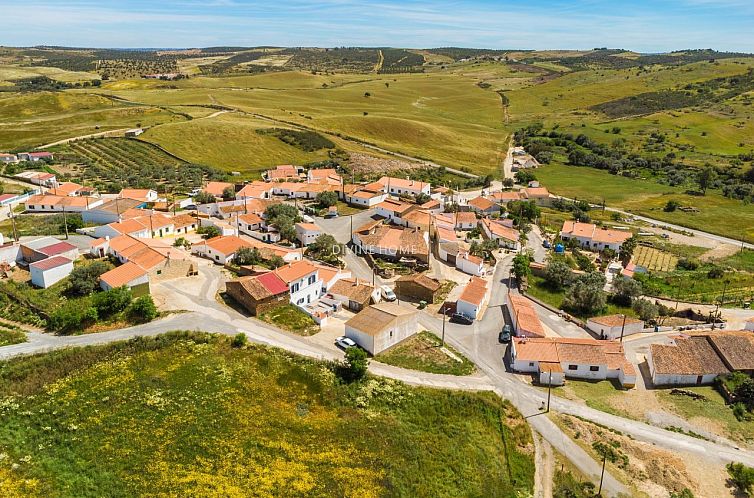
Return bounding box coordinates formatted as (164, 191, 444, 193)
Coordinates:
(632, 245, 678, 272)
(0, 332, 534, 497)
(53, 137, 227, 192)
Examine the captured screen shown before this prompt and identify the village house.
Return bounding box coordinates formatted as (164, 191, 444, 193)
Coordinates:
(18, 151, 53, 162)
(648, 331, 754, 386)
(481, 218, 520, 251)
(236, 181, 272, 200)
(400, 208, 432, 231)
(420, 198, 443, 214)
(0, 153, 18, 164)
(511, 337, 636, 388)
(172, 213, 198, 235)
(81, 198, 146, 225)
(522, 187, 551, 207)
(295, 222, 322, 246)
(48, 182, 93, 197)
(191, 235, 300, 265)
(25, 194, 103, 213)
(275, 260, 322, 307)
(15, 170, 57, 186)
(118, 188, 159, 203)
(99, 262, 150, 293)
(327, 278, 379, 312)
(395, 273, 442, 303)
(586, 314, 644, 340)
(456, 276, 488, 320)
(307, 168, 342, 185)
(225, 272, 290, 316)
(203, 181, 235, 199)
(377, 176, 431, 197)
(346, 188, 387, 207)
(352, 220, 429, 263)
(265, 165, 302, 182)
(455, 250, 485, 276)
(507, 293, 546, 338)
(467, 196, 500, 216)
(560, 221, 632, 252)
(490, 191, 523, 204)
(374, 198, 414, 224)
(344, 302, 419, 355)
(20, 237, 79, 264)
(30, 256, 74, 288)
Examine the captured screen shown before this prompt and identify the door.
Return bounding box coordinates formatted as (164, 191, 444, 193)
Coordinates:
(696, 375, 704, 385)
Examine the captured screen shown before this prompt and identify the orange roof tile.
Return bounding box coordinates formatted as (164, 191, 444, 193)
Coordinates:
(274, 260, 317, 283)
(100, 261, 148, 288)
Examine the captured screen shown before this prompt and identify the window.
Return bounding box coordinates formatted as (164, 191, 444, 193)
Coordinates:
(568, 365, 578, 371)
(292, 283, 299, 293)
(389, 331, 393, 338)
(214, 255, 219, 260)
(589, 366, 599, 372)
(308, 275, 315, 285)
(297, 298, 304, 305)
(156, 270, 162, 275)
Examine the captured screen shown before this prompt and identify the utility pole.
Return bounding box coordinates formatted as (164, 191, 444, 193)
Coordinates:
(441, 304, 447, 347)
(597, 453, 607, 497)
(62, 205, 69, 240)
(9, 206, 18, 242)
(619, 313, 627, 343)
(546, 369, 552, 412)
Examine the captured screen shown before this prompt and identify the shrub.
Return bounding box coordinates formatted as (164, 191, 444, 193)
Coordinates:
(677, 258, 700, 271)
(316, 190, 338, 208)
(664, 200, 680, 212)
(48, 303, 98, 334)
(727, 462, 754, 496)
(193, 191, 216, 205)
(127, 295, 158, 323)
(707, 266, 725, 279)
(69, 261, 111, 296)
(544, 260, 573, 290)
(92, 286, 132, 318)
(632, 298, 659, 321)
(197, 225, 221, 239)
(231, 332, 248, 348)
(339, 347, 369, 382)
(235, 247, 262, 266)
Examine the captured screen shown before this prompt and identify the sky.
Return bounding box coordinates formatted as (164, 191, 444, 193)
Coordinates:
(1, 0, 753, 52)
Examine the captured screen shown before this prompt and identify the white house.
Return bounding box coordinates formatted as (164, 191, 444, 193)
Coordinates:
(377, 176, 431, 197)
(275, 260, 323, 307)
(18, 151, 53, 162)
(344, 302, 419, 355)
(25, 194, 103, 213)
(295, 223, 322, 246)
(467, 196, 499, 216)
(648, 335, 730, 386)
(347, 189, 387, 207)
(560, 221, 632, 252)
(456, 276, 488, 320)
(586, 314, 644, 340)
(29, 256, 73, 288)
(191, 235, 252, 265)
(375, 198, 413, 224)
(99, 261, 150, 291)
(0, 153, 18, 164)
(455, 251, 484, 276)
(507, 293, 546, 338)
(511, 337, 636, 388)
(81, 198, 145, 225)
(481, 218, 520, 251)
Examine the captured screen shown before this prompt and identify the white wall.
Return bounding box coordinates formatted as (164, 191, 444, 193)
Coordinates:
(456, 256, 483, 276)
(30, 261, 73, 288)
(586, 320, 644, 340)
(560, 362, 607, 381)
(289, 271, 322, 307)
(456, 299, 480, 319)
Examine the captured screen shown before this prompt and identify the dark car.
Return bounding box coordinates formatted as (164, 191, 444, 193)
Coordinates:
(450, 312, 474, 325)
(499, 324, 512, 343)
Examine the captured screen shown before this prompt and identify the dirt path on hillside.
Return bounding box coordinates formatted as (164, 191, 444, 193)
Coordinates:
(374, 49, 384, 72)
(38, 128, 133, 148)
(700, 243, 741, 261)
(533, 432, 554, 498)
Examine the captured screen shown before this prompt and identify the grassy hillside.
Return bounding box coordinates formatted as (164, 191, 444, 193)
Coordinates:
(535, 162, 754, 242)
(0, 332, 534, 497)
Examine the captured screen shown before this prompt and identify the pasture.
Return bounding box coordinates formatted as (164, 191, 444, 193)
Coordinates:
(0, 332, 534, 497)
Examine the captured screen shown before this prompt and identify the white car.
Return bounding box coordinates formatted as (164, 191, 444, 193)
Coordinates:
(381, 285, 397, 302)
(335, 336, 357, 349)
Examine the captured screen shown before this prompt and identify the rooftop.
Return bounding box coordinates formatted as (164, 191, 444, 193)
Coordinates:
(344, 302, 417, 335)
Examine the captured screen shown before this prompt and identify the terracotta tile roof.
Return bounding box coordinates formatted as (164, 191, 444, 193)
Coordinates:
(312, 264, 340, 287)
(557, 342, 607, 365)
(508, 293, 545, 338)
(514, 338, 560, 363)
(523, 187, 550, 198)
(344, 302, 417, 336)
(26, 194, 63, 206)
(458, 251, 483, 266)
(402, 209, 431, 227)
(109, 219, 148, 235)
(93, 198, 144, 214)
(458, 276, 487, 306)
(296, 222, 321, 232)
(562, 221, 597, 238)
(420, 199, 441, 210)
(204, 181, 234, 197)
(396, 273, 442, 292)
(172, 213, 198, 229)
(515, 336, 634, 374)
(48, 182, 83, 196)
(329, 278, 374, 303)
(706, 333, 754, 371)
(351, 189, 383, 200)
(89, 237, 108, 248)
(230, 272, 289, 300)
(30, 255, 71, 271)
(238, 213, 263, 225)
(274, 260, 317, 283)
(355, 225, 428, 255)
(377, 176, 429, 191)
(468, 196, 497, 212)
(482, 218, 520, 241)
(202, 235, 252, 256)
(592, 229, 632, 245)
(100, 261, 148, 288)
(651, 336, 730, 376)
(375, 198, 413, 215)
(436, 226, 457, 242)
(119, 188, 154, 200)
(454, 211, 477, 224)
(491, 191, 522, 202)
(237, 182, 271, 198)
(589, 314, 643, 327)
(37, 241, 77, 257)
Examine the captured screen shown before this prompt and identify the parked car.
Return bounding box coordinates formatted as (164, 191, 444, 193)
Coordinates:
(499, 324, 512, 343)
(335, 336, 357, 349)
(184, 204, 197, 211)
(450, 312, 474, 325)
(542, 240, 551, 249)
(381, 285, 397, 302)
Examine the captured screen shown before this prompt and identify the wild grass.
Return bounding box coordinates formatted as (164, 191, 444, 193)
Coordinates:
(0, 331, 534, 497)
(258, 303, 319, 336)
(375, 331, 475, 375)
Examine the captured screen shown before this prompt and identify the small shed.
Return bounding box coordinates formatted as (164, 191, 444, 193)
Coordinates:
(395, 273, 442, 303)
(29, 256, 74, 288)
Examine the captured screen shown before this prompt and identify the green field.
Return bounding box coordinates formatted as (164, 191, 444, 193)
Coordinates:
(375, 331, 475, 375)
(535, 163, 754, 242)
(0, 332, 534, 497)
